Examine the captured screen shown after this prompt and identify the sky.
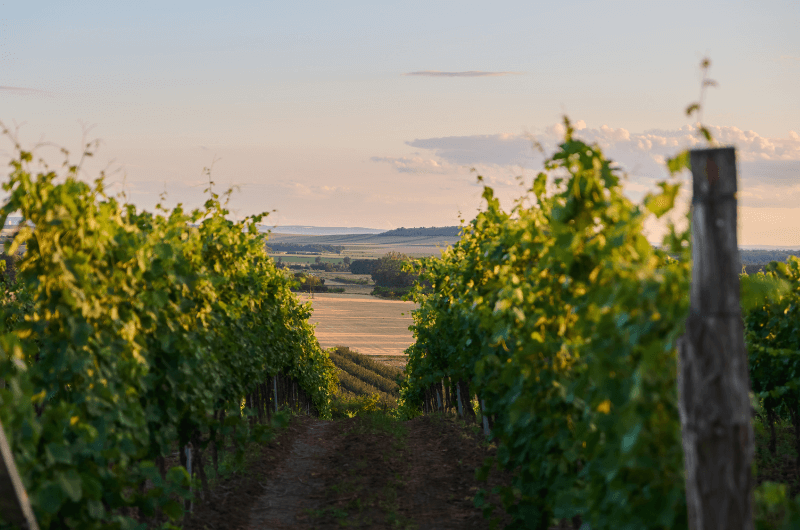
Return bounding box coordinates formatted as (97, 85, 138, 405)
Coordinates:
(2, 0, 799, 246)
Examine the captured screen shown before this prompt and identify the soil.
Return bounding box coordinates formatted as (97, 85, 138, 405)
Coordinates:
(180, 414, 515, 530)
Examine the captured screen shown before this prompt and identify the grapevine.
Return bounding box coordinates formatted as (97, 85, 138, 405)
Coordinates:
(0, 129, 337, 529)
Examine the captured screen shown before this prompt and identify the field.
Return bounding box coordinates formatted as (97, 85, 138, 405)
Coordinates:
(271, 254, 345, 263)
(266, 232, 459, 258)
(297, 293, 415, 366)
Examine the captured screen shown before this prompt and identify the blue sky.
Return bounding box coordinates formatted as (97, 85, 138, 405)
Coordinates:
(2, 0, 799, 245)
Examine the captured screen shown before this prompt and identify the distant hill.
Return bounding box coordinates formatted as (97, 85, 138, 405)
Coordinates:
(259, 225, 385, 236)
(377, 226, 462, 237)
(266, 242, 344, 254)
(738, 249, 800, 265)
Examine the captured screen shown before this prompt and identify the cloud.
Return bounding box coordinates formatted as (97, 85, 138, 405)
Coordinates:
(278, 181, 353, 199)
(377, 123, 800, 207)
(370, 156, 451, 174)
(0, 86, 52, 96)
(402, 70, 522, 77)
(405, 134, 541, 167)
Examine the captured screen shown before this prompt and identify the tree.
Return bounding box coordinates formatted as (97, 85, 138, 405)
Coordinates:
(350, 259, 378, 275)
(371, 252, 416, 288)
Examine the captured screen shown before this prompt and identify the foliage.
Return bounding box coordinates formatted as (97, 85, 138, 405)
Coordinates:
(754, 482, 800, 530)
(266, 242, 343, 254)
(370, 285, 414, 300)
(349, 259, 379, 275)
(0, 132, 337, 529)
(291, 272, 330, 292)
(371, 252, 416, 288)
(400, 117, 693, 529)
(743, 257, 800, 478)
(332, 276, 370, 285)
(330, 393, 393, 419)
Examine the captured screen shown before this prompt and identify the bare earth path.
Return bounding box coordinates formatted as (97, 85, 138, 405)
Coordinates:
(248, 420, 335, 529)
(182, 414, 513, 530)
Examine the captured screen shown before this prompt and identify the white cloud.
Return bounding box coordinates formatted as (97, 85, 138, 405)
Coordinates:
(278, 181, 353, 200)
(404, 133, 542, 168)
(369, 156, 451, 174)
(378, 123, 800, 207)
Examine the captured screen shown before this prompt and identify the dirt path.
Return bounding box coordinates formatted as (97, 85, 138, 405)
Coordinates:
(248, 421, 335, 528)
(310, 415, 513, 530)
(182, 414, 512, 530)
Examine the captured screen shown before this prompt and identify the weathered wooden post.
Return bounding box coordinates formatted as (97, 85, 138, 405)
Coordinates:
(0, 419, 40, 530)
(678, 147, 754, 530)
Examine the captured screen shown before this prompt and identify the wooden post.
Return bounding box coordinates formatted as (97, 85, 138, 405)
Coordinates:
(0, 419, 40, 530)
(480, 398, 490, 436)
(678, 147, 754, 530)
(273, 375, 279, 412)
(184, 443, 193, 513)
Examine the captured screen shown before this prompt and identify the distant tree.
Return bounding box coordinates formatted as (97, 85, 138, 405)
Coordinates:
(350, 259, 379, 275)
(310, 262, 335, 272)
(377, 226, 461, 237)
(292, 272, 327, 293)
(371, 252, 416, 288)
(315, 256, 322, 264)
(343, 256, 351, 267)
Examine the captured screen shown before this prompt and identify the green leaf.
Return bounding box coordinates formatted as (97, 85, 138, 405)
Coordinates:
(46, 443, 72, 465)
(161, 499, 184, 520)
(644, 182, 681, 218)
(666, 150, 690, 175)
(38, 482, 65, 514)
(57, 470, 83, 502)
(740, 274, 791, 313)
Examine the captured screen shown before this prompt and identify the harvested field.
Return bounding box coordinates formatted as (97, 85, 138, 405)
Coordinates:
(298, 293, 415, 357)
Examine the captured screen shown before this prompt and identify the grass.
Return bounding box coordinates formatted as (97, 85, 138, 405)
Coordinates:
(343, 410, 407, 442)
(306, 412, 414, 529)
(203, 410, 292, 485)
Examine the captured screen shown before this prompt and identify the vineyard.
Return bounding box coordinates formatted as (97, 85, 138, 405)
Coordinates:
(397, 121, 800, 529)
(328, 346, 402, 410)
(0, 134, 338, 529)
(3, 117, 800, 529)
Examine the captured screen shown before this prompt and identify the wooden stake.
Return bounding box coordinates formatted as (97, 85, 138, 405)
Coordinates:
(678, 147, 754, 530)
(480, 399, 490, 436)
(0, 419, 40, 530)
(273, 375, 279, 413)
